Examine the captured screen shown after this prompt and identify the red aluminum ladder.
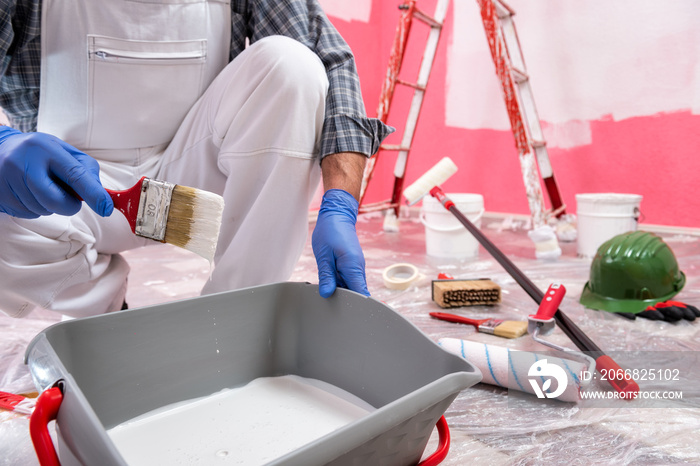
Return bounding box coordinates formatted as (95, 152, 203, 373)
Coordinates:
(358, 0, 450, 230)
(360, 0, 567, 231)
(477, 0, 566, 227)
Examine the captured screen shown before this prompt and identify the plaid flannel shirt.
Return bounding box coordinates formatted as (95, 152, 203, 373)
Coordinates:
(0, 0, 392, 158)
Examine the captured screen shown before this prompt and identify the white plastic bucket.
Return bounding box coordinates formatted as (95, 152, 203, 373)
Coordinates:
(420, 194, 484, 259)
(576, 193, 642, 258)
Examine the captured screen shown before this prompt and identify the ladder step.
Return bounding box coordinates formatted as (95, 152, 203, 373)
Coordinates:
(511, 67, 529, 83)
(380, 144, 411, 152)
(396, 79, 427, 91)
(494, 0, 515, 18)
(359, 200, 399, 213)
(413, 8, 443, 28)
(531, 140, 546, 148)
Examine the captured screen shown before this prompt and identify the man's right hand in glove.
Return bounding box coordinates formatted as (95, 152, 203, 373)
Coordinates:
(0, 126, 113, 218)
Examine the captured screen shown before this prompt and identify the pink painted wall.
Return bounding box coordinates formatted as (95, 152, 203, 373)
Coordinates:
(321, 0, 700, 228)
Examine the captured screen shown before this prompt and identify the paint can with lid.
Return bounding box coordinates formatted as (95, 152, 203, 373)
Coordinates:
(576, 193, 642, 258)
(421, 194, 484, 259)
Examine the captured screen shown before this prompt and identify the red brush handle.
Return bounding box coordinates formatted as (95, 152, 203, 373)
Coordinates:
(105, 176, 146, 234)
(429, 312, 487, 329)
(0, 390, 25, 410)
(530, 283, 566, 321)
(30, 386, 63, 466)
(0, 390, 35, 414)
(71, 177, 144, 234)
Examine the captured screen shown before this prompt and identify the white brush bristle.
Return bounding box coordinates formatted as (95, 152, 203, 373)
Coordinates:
(403, 157, 458, 205)
(185, 191, 225, 262)
(164, 186, 225, 263)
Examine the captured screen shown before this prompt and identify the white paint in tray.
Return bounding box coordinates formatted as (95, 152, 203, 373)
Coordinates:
(107, 375, 374, 465)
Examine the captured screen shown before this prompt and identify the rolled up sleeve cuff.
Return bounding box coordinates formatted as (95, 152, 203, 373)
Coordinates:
(320, 114, 395, 159)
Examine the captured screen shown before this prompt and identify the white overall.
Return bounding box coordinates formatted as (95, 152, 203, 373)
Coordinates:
(0, 0, 326, 318)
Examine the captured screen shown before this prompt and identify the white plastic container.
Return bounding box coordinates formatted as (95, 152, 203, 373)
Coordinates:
(421, 194, 484, 259)
(576, 193, 642, 258)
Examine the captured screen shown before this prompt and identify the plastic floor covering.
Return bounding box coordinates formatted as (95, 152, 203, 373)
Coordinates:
(2, 212, 700, 465)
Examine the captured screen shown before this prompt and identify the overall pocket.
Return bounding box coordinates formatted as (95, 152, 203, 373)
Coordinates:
(87, 35, 207, 149)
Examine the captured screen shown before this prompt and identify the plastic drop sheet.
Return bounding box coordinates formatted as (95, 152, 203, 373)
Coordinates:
(1, 212, 699, 465)
(342, 213, 700, 465)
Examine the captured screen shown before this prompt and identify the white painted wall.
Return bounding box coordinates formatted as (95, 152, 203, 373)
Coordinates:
(318, 0, 373, 23)
(446, 0, 700, 148)
(319, 0, 700, 227)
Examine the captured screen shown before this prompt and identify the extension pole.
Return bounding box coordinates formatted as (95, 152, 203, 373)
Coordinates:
(428, 186, 639, 396)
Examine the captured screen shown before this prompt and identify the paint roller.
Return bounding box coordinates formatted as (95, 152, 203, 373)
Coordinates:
(438, 338, 586, 402)
(404, 157, 639, 397)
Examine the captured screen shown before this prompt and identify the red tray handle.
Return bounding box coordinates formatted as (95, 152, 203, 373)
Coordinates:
(26, 389, 451, 466)
(417, 416, 451, 466)
(29, 386, 63, 466)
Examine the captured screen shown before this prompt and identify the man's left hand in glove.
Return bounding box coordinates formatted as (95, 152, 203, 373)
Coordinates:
(312, 188, 369, 298)
(312, 152, 370, 298)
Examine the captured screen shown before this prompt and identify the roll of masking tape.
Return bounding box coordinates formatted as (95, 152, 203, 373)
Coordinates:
(382, 263, 421, 290)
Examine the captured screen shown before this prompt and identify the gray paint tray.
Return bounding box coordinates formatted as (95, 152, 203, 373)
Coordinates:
(26, 282, 481, 465)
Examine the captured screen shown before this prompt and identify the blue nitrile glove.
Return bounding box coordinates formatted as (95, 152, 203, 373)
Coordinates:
(312, 189, 370, 298)
(0, 126, 113, 218)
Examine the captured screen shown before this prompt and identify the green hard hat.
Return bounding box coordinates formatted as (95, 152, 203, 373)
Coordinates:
(580, 231, 685, 313)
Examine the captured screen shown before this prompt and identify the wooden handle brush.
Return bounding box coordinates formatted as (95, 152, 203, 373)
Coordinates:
(100, 177, 224, 262)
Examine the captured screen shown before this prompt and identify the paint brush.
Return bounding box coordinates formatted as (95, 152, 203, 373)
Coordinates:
(430, 312, 528, 339)
(105, 176, 224, 262)
(0, 390, 36, 415)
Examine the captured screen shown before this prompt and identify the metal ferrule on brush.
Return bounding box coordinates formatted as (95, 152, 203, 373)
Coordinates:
(135, 178, 175, 241)
(477, 319, 504, 335)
